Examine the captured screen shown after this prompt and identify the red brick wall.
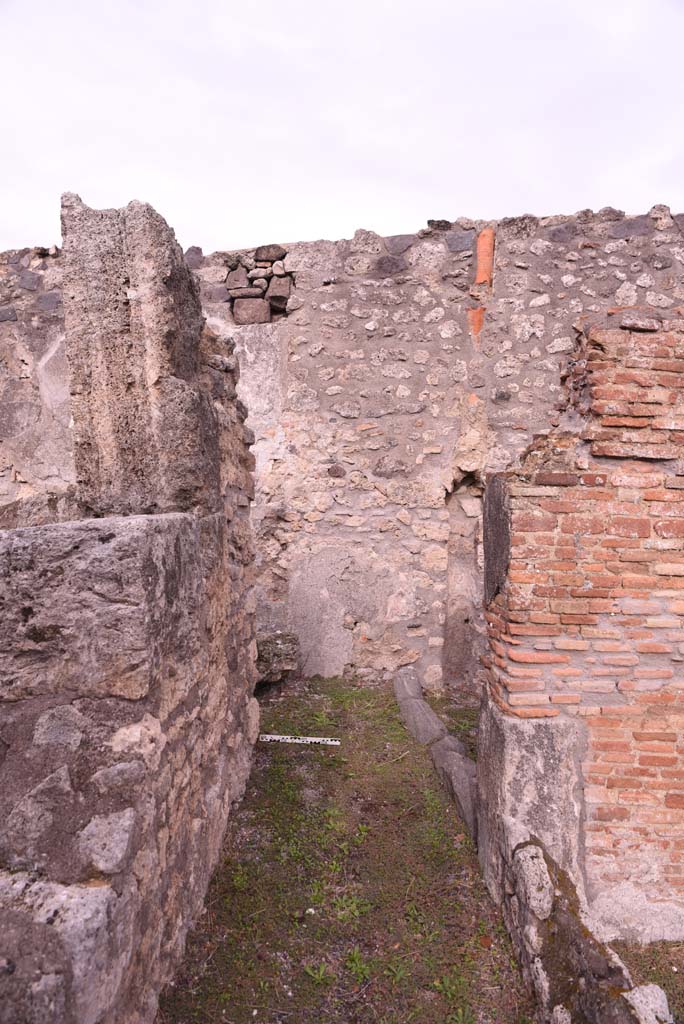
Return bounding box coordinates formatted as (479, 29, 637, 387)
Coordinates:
(485, 319, 684, 904)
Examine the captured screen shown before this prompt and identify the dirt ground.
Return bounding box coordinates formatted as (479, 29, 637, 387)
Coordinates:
(157, 677, 534, 1024)
(616, 941, 684, 1022)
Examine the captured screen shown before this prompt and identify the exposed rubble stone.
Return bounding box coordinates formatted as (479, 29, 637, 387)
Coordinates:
(256, 630, 299, 683)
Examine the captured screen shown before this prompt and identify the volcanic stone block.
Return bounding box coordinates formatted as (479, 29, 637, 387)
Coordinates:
(226, 266, 249, 289)
(397, 697, 446, 745)
(266, 275, 291, 311)
(375, 254, 407, 276)
(384, 233, 415, 254)
(228, 287, 266, 299)
(233, 298, 271, 324)
(483, 473, 510, 606)
(184, 245, 203, 268)
(0, 514, 211, 704)
(60, 193, 220, 517)
(446, 229, 475, 252)
(254, 243, 287, 262)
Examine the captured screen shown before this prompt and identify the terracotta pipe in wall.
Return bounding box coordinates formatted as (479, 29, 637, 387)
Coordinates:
(475, 227, 495, 287)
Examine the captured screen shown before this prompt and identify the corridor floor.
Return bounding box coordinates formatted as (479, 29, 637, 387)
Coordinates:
(157, 677, 534, 1024)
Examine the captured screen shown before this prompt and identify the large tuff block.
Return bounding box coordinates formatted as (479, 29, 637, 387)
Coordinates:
(60, 193, 220, 516)
(477, 696, 587, 903)
(1, 514, 216, 703)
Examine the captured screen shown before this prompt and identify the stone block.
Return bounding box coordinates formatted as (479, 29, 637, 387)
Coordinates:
(430, 737, 477, 836)
(254, 243, 287, 262)
(184, 245, 203, 268)
(228, 287, 266, 299)
(446, 229, 475, 252)
(476, 695, 587, 903)
(0, 515, 209, 703)
(393, 666, 422, 702)
(204, 284, 229, 303)
(256, 630, 299, 683)
(384, 233, 415, 254)
(233, 298, 271, 324)
(623, 985, 673, 1023)
(266, 275, 291, 311)
(398, 697, 446, 746)
(375, 254, 407, 276)
(61, 193, 222, 517)
(226, 265, 249, 289)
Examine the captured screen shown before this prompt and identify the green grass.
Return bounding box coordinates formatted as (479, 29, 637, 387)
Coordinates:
(157, 677, 532, 1024)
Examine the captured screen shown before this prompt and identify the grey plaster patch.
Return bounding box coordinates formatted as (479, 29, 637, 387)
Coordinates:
(287, 546, 393, 678)
(588, 884, 684, 944)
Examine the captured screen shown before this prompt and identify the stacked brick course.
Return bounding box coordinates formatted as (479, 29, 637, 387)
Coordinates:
(484, 314, 684, 934)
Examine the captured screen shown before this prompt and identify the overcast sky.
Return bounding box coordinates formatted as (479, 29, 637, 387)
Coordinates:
(2, 0, 683, 253)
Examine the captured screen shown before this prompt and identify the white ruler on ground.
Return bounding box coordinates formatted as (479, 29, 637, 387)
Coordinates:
(258, 733, 341, 747)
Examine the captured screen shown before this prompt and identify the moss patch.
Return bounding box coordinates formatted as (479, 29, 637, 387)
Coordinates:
(615, 941, 684, 1021)
(157, 677, 533, 1024)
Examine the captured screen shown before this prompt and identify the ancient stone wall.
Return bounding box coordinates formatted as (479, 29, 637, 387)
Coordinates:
(4, 200, 684, 1018)
(0, 197, 257, 1024)
(7, 206, 683, 693)
(192, 205, 684, 691)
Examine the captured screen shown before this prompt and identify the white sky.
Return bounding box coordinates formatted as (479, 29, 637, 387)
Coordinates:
(2, 0, 683, 253)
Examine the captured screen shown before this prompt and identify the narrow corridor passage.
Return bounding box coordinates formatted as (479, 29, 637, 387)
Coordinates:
(158, 679, 533, 1024)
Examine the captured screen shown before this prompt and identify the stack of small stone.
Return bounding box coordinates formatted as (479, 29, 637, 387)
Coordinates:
(227, 243, 292, 325)
(187, 243, 294, 325)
